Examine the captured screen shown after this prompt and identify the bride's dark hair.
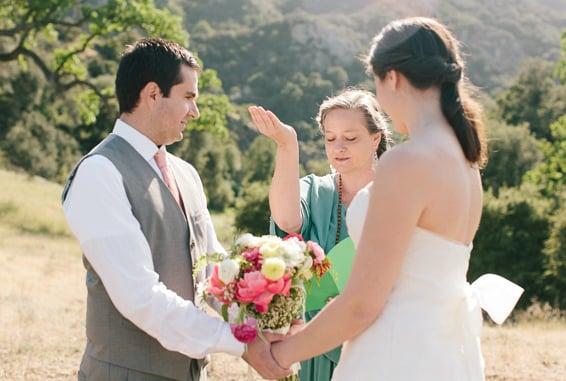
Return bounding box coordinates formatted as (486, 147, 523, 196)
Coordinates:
(367, 17, 487, 166)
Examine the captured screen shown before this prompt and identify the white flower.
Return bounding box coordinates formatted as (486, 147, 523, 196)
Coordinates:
(236, 233, 260, 248)
(260, 240, 284, 258)
(290, 237, 307, 252)
(258, 235, 283, 246)
(297, 256, 314, 280)
(227, 302, 241, 323)
(218, 259, 240, 284)
(281, 239, 305, 267)
(300, 255, 313, 272)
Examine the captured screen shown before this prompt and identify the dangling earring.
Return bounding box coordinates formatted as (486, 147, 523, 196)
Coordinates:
(372, 151, 379, 171)
(330, 163, 336, 174)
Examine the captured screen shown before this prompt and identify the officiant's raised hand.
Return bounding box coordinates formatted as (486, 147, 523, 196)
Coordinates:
(249, 106, 297, 147)
(242, 334, 292, 379)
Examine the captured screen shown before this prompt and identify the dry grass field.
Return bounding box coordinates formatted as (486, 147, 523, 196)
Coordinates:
(1, 169, 565, 381)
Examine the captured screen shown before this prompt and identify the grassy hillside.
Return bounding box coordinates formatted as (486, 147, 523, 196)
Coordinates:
(185, 0, 566, 91)
(0, 169, 70, 237)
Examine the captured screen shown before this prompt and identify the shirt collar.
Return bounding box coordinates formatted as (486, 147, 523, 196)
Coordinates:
(112, 119, 166, 162)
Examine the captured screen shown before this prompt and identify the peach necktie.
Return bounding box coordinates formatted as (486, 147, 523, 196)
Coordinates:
(154, 150, 182, 207)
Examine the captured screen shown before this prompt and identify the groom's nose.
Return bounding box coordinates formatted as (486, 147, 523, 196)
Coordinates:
(188, 103, 200, 120)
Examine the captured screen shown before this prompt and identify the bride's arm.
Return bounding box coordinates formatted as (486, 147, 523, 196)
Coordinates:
(271, 147, 429, 367)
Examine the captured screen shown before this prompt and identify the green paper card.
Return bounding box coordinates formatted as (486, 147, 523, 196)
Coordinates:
(327, 238, 356, 291)
(305, 238, 356, 312)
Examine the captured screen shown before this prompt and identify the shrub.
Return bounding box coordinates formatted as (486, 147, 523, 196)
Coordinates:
(234, 181, 270, 236)
(470, 185, 552, 308)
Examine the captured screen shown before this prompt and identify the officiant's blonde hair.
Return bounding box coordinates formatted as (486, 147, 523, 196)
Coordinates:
(316, 89, 391, 158)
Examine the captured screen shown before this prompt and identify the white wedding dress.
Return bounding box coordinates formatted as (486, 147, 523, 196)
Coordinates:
(332, 187, 523, 381)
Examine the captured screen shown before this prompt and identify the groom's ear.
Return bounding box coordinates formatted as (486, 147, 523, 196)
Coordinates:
(140, 81, 162, 110)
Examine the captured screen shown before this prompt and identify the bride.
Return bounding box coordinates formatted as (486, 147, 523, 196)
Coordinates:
(270, 17, 523, 380)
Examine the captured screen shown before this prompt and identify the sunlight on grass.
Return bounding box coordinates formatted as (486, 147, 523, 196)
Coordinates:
(0, 169, 70, 237)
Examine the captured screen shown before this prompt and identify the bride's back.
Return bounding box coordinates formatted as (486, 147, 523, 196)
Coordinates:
(409, 130, 483, 246)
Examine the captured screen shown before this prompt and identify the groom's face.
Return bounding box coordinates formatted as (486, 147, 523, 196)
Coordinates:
(154, 65, 200, 145)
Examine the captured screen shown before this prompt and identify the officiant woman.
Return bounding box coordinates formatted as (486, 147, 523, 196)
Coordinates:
(248, 88, 391, 381)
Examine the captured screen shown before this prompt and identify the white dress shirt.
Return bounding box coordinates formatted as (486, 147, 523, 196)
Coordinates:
(63, 119, 244, 359)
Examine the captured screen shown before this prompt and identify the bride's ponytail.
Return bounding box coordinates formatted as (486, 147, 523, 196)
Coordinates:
(368, 17, 487, 166)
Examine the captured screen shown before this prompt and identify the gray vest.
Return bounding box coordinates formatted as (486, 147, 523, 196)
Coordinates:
(63, 134, 208, 381)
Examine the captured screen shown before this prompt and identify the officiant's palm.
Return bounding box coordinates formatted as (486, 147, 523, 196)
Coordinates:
(248, 106, 297, 146)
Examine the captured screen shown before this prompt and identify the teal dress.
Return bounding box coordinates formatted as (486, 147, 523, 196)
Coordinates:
(271, 173, 348, 381)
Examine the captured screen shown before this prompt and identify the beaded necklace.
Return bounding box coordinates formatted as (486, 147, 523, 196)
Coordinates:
(336, 173, 343, 245)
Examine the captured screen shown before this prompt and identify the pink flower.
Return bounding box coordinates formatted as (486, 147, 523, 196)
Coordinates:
(266, 274, 292, 296)
(253, 291, 275, 313)
(230, 318, 258, 343)
(236, 271, 268, 303)
(284, 233, 304, 241)
(235, 271, 279, 313)
(208, 265, 232, 304)
(307, 241, 325, 264)
(242, 247, 261, 270)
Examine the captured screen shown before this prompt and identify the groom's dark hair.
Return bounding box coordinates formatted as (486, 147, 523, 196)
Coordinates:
(116, 38, 200, 114)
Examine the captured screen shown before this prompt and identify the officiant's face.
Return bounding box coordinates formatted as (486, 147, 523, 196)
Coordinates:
(154, 65, 200, 145)
(323, 109, 380, 174)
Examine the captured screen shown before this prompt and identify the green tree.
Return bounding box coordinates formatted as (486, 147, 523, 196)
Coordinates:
(0, 1, 238, 184)
(556, 30, 566, 84)
(496, 60, 566, 141)
(482, 121, 543, 194)
(3, 110, 80, 181)
(0, 0, 188, 180)
(186, 68, 234, 139)
(524, 115, 566, 200)
(173, 130, 242, 212)
(0, 0, 186, 99)
(234, 181, 271, 236)
(469, 185, 553, 308)
(241, 136, 276, 184)
(543, 193, 566, 308)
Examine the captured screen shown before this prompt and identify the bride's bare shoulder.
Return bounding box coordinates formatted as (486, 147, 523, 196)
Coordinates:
(377, 142, 437, 176)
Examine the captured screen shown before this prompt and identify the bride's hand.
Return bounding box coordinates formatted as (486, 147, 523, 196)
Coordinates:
(248, 105, 297, 147)
(270, 339, 293, 370)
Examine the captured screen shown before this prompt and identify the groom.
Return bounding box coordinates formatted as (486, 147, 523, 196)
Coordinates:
(62, 38, 289, 380)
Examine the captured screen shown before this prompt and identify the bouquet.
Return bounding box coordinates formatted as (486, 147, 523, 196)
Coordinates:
(194, 232, 331, 380)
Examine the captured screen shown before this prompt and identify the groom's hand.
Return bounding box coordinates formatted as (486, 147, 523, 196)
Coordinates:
(242, 335, 291, 379)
